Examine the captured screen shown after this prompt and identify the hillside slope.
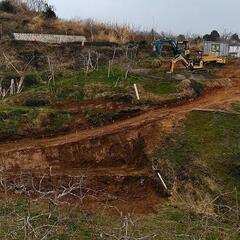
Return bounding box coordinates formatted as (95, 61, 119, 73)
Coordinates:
(0, 0, 149, 43)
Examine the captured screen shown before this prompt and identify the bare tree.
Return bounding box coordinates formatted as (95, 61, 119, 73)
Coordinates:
(24, 0, 48, 12)
(1, 52, 36, 97)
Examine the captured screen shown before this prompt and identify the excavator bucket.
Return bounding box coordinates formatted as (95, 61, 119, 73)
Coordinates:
(165, 71, 173, 80)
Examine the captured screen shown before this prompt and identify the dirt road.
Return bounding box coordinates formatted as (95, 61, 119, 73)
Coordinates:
(0, 79, 240, 154)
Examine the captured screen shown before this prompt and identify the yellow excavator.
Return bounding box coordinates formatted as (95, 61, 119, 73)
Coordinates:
(153, 39, 226, 74)
(169, 54, 203, 73)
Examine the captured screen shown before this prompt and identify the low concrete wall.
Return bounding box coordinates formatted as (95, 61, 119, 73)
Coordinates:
(13, 33, 86, 44)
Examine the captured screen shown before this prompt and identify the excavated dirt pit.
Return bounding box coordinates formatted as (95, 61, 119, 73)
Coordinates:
(0, 124, 169, 214)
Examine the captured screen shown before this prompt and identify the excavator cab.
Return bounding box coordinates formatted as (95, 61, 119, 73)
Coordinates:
(153, 39, 190, 58)
(153, 39, 178, 57)
(176, 41, 190, 57)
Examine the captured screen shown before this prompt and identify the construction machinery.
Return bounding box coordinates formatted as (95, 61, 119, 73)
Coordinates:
(152, 39, 226, 74)
(201, 54, 226, 65)
(153, 39, 190, 58)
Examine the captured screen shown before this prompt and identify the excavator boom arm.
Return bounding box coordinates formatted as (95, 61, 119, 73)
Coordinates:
(153, 39, 178, 57)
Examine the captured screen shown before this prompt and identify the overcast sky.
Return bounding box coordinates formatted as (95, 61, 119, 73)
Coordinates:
(48, 0, 239, 35)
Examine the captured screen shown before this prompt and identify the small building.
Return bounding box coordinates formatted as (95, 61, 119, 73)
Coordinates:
(204, 41, 229, 56)
(229, 45, 240, 57)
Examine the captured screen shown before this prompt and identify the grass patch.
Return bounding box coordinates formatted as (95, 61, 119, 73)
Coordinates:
(54, 66, 179, 100)
(231, 102, 240, 112)
(42, 111, 73, 132)
(84, 109, 117, 127)
(0, 189, 239, 239)
(54, 77, 85, 101)
(190, 80, 204, 96)
(24, 98, 50, 107)
(143, 79, 178, 95)
(84, 107, 140, 127)
(153, 110, 240, 196)
(0, 105, 73, 139)
(2, 66, 180, 107)
(0, 105, 38, 136)
(167, 209, 184, 222)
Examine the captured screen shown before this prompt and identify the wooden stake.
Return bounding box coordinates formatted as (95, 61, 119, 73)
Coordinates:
(17, 77, 24, 94)
(114, 77, 120, 87)
(10, 79, 15, 96)
(125, 69, 129, 79)
(112, 47, 117, 62)
(157, 172, 168, 191)
(125, 45, 129, 58)
(47, 56, 55, 86)
(236, 187, 239, 221)
(134, 84, 140, 100)
(0, 24, 2, 40)
(125, 64, 130, 79)
(3, 52, 21, 76)
(95, 52, 100, 71)
(49, 167, 53, 177)
(108, 60, 111, 78)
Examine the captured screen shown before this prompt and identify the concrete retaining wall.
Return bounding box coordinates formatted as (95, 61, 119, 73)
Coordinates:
(13, 33, 86, 44)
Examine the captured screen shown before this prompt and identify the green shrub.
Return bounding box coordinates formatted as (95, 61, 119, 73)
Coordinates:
(0, 0, 16, 13)
(84, 109, 115, 127)
(168, 210, 184, 222)
(24, 99, 49, 107)
(43, 112, 72, 132)
(24, 73, 41, 87)
(108, 94, 133, 104)
(190, 80, 204, 96)
(42, 4, 57, 19)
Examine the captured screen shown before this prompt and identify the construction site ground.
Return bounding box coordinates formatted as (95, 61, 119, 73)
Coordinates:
(0, 59, 240, 214)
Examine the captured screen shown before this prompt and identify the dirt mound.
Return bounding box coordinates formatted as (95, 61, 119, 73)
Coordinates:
(214, 59, 240, 79)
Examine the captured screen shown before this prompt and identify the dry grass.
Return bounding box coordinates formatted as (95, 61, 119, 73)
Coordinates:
(0, 0, 156, 43)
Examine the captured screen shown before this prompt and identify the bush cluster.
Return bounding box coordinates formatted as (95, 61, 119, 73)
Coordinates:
(0, 0, 16, 13)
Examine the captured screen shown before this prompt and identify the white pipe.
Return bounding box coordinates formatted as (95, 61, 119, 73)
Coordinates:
(157, 172, 168, 190)
(134, 84, 140, 100)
